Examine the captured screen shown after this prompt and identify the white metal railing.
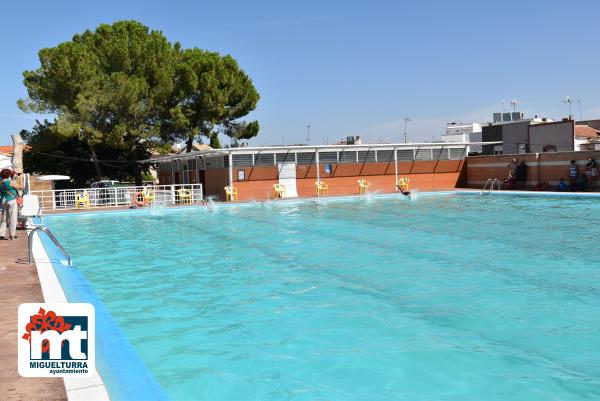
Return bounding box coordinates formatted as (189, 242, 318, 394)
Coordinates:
(30, 184, 203, 212)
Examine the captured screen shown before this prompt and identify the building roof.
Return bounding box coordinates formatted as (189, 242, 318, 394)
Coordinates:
(171, 143, 212, 154)
(575, 124, 600, 139)
(146, 141, 501, 163)
(0, 146, 13, 156)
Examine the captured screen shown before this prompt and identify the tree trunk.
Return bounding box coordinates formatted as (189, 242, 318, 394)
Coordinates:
(88, 143, 103, 179)
(11, 133, 24, 189)
(11, 133, 24, 173)
(185, 136, 194, 152)
(131, 143, 142, 186)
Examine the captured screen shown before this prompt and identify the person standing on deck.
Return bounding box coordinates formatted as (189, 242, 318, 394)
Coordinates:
(0, 168, 23, 240)
(505, 158, 518, 188)
(585, 158, 597, 185)
(569, 160, 578, 191)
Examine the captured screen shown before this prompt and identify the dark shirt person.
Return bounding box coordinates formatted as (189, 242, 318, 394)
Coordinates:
(574, 174, 588, 191)
(515, 161, 528, 188)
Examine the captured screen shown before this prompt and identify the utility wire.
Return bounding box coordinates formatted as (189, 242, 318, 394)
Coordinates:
(29, 151, 148, 166)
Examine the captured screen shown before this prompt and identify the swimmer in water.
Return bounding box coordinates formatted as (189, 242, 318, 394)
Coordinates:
(396, 185, 411, 197)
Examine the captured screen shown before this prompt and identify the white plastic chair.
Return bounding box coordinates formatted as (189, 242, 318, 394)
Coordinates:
(20, 195, 43, 227)
(20, 195, 42, 218)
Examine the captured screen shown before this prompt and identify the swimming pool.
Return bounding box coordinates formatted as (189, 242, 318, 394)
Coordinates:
(43, 193, 600, 400)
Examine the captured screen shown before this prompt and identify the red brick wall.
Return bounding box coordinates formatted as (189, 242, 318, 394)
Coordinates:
(226, 160, 464, 201)
(465, 150, 600, 190)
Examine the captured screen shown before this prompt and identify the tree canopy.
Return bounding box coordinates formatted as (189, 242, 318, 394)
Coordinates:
(21, 120, 155, 186)
(19, 20, 260, 183)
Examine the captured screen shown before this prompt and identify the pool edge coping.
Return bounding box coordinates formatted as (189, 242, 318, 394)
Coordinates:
(30, 232, 112, 401)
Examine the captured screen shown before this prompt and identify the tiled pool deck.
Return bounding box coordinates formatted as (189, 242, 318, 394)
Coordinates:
(0, 233, 67, 401)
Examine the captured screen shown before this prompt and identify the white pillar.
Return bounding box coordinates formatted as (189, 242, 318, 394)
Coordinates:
(315, 150, 320, 183)
(394, 148, 398, 192)
(228, 153, 233, 186)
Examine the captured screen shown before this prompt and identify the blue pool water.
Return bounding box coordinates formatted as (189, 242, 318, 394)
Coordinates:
(45, 193, 600, 401)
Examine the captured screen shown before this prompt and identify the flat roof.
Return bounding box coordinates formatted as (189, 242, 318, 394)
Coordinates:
(146, 141, 501, 163)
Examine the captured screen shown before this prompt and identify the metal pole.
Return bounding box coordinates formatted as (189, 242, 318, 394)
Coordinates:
(404, 118, 411, 143)
(228, 153, 233, 186)
(315, 150, 320, 183)
(394, 148, 398, 192)
(171, 160, 174, 184)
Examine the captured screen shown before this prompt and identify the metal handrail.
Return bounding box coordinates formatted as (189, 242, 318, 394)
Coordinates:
(492, 178, 501, 191)
(481, 178, 493, 194)
(28, 226, 72, 266)
(481, 178, 502, 194)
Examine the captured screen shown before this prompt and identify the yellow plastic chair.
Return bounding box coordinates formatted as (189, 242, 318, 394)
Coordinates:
(143, 187, 155, 205)
(357, 179, 370, 194)
(177, 188, 193, 204)
(315, 181, 328, 196)
(75, 190, 91, 210)
(273, 184, 287, 198)
(224, 185, 238, 201)
(398, 177, 410, 193)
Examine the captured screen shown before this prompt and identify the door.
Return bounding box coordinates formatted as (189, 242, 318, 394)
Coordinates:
(278, 162, 298, 198)
(197, 170, 206, 196)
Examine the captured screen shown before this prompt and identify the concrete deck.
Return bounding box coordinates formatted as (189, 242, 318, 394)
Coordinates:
(0, 232, 67, 401)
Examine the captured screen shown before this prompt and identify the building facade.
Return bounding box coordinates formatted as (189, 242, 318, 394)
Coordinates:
(481, 113, 573, 155)
(442, 123, 482, 155)
(151, 143, 473, 201)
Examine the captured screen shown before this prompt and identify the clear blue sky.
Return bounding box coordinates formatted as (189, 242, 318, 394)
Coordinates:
(1, 0, 599, 146)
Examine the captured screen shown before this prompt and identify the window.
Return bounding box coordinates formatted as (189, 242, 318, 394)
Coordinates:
(296, 151, 315, 165)
(254, 153, 275, 166)
(339, 151, 357, 163)
(276, 152, 296, 164)
(232, 154, 253, 167)
(357, 150, 376, 163)
(376, 150, 394, 162)
(397, 149, 414, 161)
(319, 152, 338, 163)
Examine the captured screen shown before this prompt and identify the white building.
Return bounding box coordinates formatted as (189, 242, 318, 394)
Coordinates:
(574, 124, 600, 151)
(0, 154, 11, 170)
(441, 122, 482, 154)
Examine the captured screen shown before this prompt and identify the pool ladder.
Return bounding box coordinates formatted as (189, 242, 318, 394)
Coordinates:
(481, 178, 501, 195)
(28, 226, 72, 266)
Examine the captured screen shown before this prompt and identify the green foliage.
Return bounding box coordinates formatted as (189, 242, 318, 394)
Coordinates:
(20, 21, 176, 153)
(21, 120, 154, 186)
(209, 133, 221, 149)
(19, 20, 259, 182)
(164, 48, 260, 149)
